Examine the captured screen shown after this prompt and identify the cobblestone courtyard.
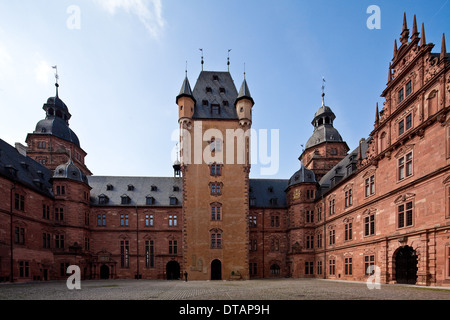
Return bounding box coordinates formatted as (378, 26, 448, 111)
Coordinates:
(1, 278, 450, 300)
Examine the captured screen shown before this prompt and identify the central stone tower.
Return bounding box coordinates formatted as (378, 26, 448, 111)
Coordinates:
(177, 69, 254, 280)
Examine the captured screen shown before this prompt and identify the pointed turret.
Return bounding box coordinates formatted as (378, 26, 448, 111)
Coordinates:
(236, 78, 254, 105)
(440, 33, 447, 62)
(176, 74, 194, 104)
(235, 76, 254, 126)
(411, 15, 419, 41)
(420, 23, 426, 46)
(393, 39, 398, 58)
(375, 102, 379, 125)
(177, 73, 196, 123)
(388, 62, 392, 83)
(400, 12, 409, 45)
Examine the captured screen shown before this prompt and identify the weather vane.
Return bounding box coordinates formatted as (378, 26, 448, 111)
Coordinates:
(227, 49, 232, 71)
(52, 65, 59, 96)
(199, 48, 204, 71)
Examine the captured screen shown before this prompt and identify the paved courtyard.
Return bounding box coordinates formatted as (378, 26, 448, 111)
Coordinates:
(1, 278, 450, 300)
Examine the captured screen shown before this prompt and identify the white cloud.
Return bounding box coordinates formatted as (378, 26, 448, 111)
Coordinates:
(34, 60, 53, 85)
(95, 0, 165, 38)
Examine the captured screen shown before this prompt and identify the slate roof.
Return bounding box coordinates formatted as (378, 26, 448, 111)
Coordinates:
(287, 166, 317, 189)
(249, 179, 288, 208)
(192, 71, 239, 120)
(305, 125, 344, 149)
(318, 137, 370, 195)
(88, 176, 183, 207)
(34, 117, 81, 147)
(0, 139, 53, 197)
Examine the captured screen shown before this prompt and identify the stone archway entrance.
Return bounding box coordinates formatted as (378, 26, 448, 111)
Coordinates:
(166, 261, 180, 280)
(100, 264, 110, 280)
(395, 245, 418, 284)
(211, 259, 222, 280)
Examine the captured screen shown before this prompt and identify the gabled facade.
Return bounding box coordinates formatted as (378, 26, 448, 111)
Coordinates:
(0, 13, 448, 286)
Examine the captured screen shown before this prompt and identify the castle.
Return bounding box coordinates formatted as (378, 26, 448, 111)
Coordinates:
(1, 14, 449, 286)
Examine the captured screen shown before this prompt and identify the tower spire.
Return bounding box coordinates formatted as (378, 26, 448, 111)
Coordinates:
(375, 102, 379, 125)
(420, 23, 426, 46)
(400, 12, 409, 45)
(411, 14, 419, 41)
(440, 33, 447, 62)
(393, 39, 398, 58)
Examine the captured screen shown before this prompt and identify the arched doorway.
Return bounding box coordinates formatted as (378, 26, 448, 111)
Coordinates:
(166, 261, 180, 280)
(211, 259, 222, 280)
(395, 245, 418, 284)
(100, 264, 109, 280)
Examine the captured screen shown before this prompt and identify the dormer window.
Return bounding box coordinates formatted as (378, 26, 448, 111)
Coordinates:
(211, 104, 220, 114)
(206, 87, 212, 93)
(270, 197, 278, 205)
(219, 87, 225, 94)
(98, 194, 109, 205)
(106, 184, 114, 191)
(212, 75, 219, 81)
(151, 185, 157, 191)
(121, 195, 131, 205)
(127, 184, 134, 191)
(169, 196, 178, 205)
(268, 186, 274, 193)
(202, 100, 209, 106)
(223, 100, 229, 106)
(146, 196, 155, 205)
(173, 186, 180, 192)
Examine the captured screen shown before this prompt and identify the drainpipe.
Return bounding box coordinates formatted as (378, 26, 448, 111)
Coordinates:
(10, 182, 16, 283)
(136, 205, 139, 279)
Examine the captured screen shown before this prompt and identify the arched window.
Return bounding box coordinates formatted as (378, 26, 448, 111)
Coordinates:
(270, 264, 280, 275)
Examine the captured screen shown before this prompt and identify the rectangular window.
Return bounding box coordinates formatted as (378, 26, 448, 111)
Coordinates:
(14, 193, 25, 211)
(97, 214, 106, 226)
(120, 240, 129, 268)
(406, 113, 412, 130)
(345, 222, 353, 241)
(120, 214, 129, 227)
(145, 214, 153, 227)
(398, 152, 413, 181)
(364, 214, 375, 236)
(55, 234, 65, 249)
(329, 199, 335, 215)
(345, 258, 353, 275)
(169, 240, 177, 254)
(249, 216, 257, 227)
(19, 261, 29, 278)
(345, 189, 353, 207)
(329, 229, 335, 245)
(305, 261, 314, 275)
(398, 88, 404, 103)
(55, 208, 64, 221)
(211, 206, 221, 221)
(329, 259, 335, 275)
(43, 233, 51, 249)
(317, 261, 323, 275)
(306, 210, 314, 223)
(365, 176, 375, 197)
(317, 233, 323, 248)
(365, 255, 375, 275)
(406, 80, 412, 96)
(306, 235, 314, 249)
(399, 119, 405, 135)
(15, 227, 25, 244)
(169, 215, 177, 227)
(398, 201, 413, 228)
(211, 234, 222, 249)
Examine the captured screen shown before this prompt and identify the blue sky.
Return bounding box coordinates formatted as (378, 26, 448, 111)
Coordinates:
(0, 0, 449, 179)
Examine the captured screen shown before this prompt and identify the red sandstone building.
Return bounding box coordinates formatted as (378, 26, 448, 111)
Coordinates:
(0, 14, 449, 286)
